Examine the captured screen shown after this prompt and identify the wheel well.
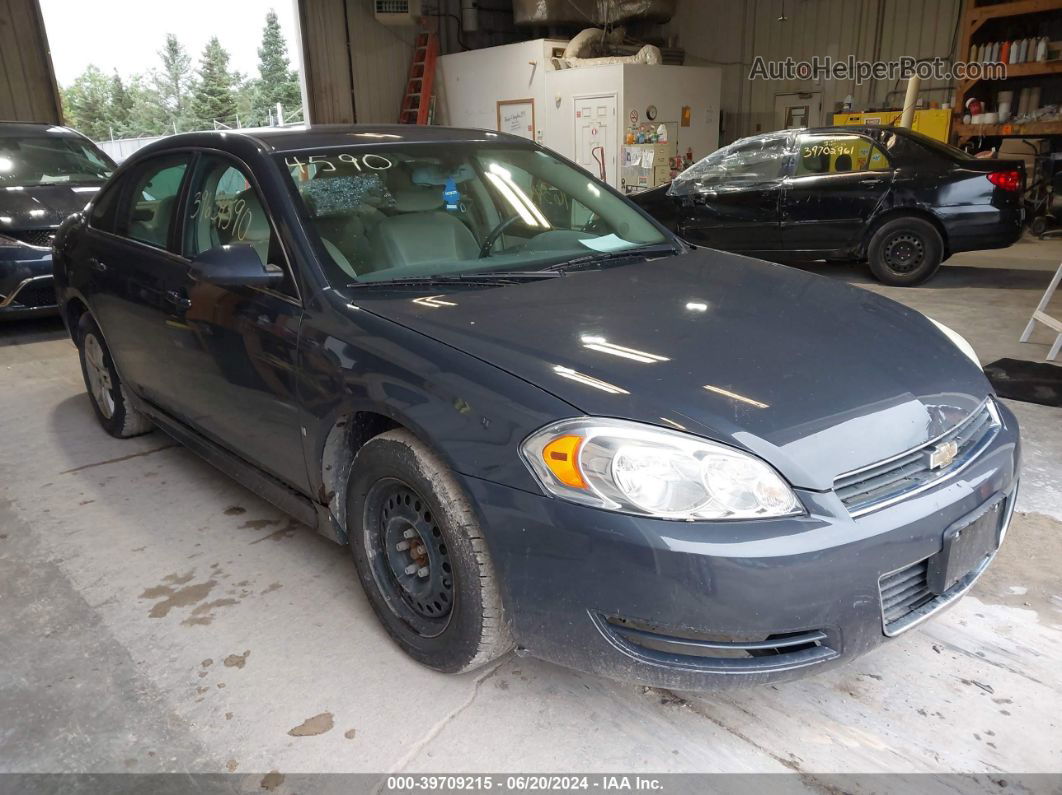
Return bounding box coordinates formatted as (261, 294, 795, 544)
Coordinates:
(320, 411, 402, 542)
(64, 298, 89, 343)
(861, 209, 949, 259)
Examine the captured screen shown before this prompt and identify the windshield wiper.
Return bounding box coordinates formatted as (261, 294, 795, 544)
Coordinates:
(545, 242, 681, 272)
(347, 269, 564, 289)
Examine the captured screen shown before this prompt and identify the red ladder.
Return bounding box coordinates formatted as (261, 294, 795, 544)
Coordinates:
(399, 32, 439, 125)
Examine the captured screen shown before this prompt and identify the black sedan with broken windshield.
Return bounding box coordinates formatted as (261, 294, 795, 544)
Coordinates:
(52, 125, 1019, 690)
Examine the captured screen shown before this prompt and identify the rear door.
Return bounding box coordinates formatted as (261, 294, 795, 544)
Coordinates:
(161, 152, 309, 492)
(81, 153, 192, 408)
(669, 134, 787, 253)
(781, 132, 893, 254)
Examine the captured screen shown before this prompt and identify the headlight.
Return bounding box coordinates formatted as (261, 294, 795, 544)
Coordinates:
(520, 418, 801, 520)
(928, 318, 980, 367)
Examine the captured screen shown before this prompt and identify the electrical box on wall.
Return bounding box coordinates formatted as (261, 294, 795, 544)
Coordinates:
(435, 40, 722, 191)
(373, 0, 422, 26)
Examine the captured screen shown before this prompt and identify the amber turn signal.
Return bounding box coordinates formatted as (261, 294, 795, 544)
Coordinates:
(541, 434, 587, 489)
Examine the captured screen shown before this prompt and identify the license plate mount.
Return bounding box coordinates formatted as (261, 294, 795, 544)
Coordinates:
(926, 497, 1004, 595)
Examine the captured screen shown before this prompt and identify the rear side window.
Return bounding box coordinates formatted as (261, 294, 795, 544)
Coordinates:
(794, 134, 890, 176)
(120, 157, 188, 248)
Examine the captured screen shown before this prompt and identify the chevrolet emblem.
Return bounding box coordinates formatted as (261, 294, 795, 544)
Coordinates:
(928, 440, 959, 470)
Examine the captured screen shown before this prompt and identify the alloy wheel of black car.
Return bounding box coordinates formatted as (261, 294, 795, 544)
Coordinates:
(866, 216, 943, 286)
(346, 429, 512, 672)
(76, 314, 154, 439)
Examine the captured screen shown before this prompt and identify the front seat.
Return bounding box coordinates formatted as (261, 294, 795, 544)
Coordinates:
(368, 186, 479, 269)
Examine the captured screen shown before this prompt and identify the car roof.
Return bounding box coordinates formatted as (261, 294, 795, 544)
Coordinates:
(0, 121, 87, 138)
(150, 124, 534, 155)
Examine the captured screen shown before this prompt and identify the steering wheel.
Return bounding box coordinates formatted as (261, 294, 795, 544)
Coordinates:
(479, 215, 530, 258)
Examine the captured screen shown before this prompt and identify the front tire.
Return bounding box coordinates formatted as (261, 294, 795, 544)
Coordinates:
(866, 216, 943, 286)
(346, 430, 512, 673)
(76, 314, 153, 438)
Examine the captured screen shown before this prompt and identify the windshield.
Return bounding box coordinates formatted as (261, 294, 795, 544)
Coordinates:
(279, 144, 670, 283)
(0, 134, 114, 186)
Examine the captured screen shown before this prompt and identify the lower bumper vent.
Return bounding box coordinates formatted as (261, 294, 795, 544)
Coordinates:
(880, 560, 934, 627)
(593, 613, 838, 674)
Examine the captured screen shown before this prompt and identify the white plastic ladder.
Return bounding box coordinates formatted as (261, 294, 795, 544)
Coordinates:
(1020, 263, 1062, 361)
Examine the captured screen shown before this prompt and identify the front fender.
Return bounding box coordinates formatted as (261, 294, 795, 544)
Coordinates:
(297, 299, 578, 537)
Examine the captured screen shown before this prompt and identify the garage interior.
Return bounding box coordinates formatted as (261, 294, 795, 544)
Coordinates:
(2, 0, 1061, 786)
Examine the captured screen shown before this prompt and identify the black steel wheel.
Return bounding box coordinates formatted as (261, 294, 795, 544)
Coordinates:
(866, 216, 943, 286)
(366, 479, 454, 637)
(346, 429, 512, 673)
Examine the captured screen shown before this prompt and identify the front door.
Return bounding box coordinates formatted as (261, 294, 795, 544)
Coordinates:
(671, 133, 788, 253)
(782, 132, 894, 255)
(162, 153, 308, 492)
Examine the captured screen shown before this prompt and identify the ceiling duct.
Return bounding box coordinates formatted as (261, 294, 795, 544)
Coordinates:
(513, 0, 677, 27)
(553, 27, 663, 69)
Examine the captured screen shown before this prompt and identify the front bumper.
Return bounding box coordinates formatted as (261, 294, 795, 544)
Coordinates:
(465, 402, 1020, 690)
(0, 245, 57, 318)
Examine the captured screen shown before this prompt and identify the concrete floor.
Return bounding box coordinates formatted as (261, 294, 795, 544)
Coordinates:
(1, 240, 1061, 785)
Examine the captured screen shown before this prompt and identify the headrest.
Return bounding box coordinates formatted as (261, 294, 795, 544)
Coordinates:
(392, 187, 444, 212)
(411, 164, 475, 186)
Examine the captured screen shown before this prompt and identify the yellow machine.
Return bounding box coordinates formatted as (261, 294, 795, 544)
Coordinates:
(831, 109, 952, 142)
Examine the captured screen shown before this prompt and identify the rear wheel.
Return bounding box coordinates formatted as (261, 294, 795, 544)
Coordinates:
(76, 315, 153, 438)
(866, 216, 943, 286)
(346, 430, 512, 673)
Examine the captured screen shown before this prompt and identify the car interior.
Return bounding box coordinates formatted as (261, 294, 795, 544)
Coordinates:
(285, 148, 666, 283)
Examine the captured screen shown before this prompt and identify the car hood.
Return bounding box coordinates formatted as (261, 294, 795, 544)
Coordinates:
(0, 184, 100, 229)
(339, 250, 992, 491)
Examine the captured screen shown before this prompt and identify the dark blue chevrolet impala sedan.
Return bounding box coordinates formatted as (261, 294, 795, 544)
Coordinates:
(52, 126, 1020, 689)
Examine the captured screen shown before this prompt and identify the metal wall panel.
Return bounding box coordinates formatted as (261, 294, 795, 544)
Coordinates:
(665, 0, 960, 142)
(345, 0, 416, 124)
(0, 0, 61, 123)
(299, 0, 355, 123)
(298, 0, 416, 124)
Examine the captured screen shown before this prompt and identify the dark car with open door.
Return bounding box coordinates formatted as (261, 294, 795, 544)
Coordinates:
(0, 122, 115, 317)
(633, 125, 1024, 285)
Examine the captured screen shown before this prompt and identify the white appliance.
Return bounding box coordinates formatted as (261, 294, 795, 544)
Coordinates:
(436, 39, 722, 191)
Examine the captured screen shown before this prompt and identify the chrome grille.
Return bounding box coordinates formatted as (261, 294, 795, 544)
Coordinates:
(834, 400, 1000, 516)
(6, 228, 55, 247)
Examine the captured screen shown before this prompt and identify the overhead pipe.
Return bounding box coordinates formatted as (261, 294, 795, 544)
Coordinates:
(899, 74, 921, 128)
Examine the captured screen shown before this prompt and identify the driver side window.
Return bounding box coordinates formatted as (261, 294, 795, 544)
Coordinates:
(183, 155, 295, 297)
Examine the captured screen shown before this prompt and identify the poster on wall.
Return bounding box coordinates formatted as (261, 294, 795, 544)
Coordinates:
(497, 98, 535, 140)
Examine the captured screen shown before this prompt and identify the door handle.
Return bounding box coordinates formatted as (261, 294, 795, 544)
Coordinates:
(165, 290, 192, 311)
(87, 257, 107, 273)
(859, 177, 884, 186)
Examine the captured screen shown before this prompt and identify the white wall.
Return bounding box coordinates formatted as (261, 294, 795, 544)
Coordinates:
(664, 0, 963, 143)
(621, 64, 721, 164)
(437, 39, 568, 140)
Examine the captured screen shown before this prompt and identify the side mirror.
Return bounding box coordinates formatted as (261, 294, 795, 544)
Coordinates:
(189, 243, 284, 287)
